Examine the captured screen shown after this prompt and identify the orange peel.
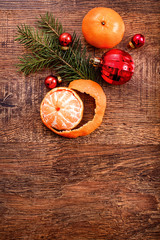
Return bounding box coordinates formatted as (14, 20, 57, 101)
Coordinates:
(40, 79, 106, 138)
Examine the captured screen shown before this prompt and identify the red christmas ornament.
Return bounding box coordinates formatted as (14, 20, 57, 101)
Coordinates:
(44, 75, 58, 89)
(129, 34, 145, 48)
(59, 32, 72, 50)
(100, 49, 134, 85)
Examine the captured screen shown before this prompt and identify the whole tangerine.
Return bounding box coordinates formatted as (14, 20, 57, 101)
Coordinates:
(82, 7, 125, 49)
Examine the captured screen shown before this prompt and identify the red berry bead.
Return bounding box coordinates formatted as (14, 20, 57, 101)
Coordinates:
(129, 34, 145, 48)
(59, 32, 72, 50)
(44, 75, 57, 89)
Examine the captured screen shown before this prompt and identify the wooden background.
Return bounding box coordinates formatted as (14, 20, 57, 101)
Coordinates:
(0, 0, 160, 239)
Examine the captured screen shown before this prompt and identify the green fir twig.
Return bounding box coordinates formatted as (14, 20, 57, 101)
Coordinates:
(15, 12, 99, 82)
(37, 12, 64, 37)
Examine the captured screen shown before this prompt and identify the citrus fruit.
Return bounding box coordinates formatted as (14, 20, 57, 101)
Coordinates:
(40, 87, 84, 130)
(82, 7, 125, 49)
(40, 80, 106, 138)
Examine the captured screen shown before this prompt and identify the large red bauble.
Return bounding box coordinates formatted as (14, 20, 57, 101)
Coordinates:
(100, 49, 134, 85)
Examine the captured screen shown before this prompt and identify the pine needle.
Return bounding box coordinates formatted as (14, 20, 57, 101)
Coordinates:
(37, 12, 64, 37)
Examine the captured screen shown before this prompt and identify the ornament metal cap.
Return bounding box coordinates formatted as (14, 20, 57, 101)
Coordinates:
(89, 57, 101, 67)
(57, 76, 62, 83)
(128, 41, 135, 49)
(61, 46, 69, 50)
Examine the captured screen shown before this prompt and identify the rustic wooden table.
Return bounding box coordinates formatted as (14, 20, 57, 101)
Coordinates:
(0, 0, 160, 239)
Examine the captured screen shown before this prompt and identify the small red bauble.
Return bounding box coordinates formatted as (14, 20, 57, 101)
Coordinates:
(100, 49, 134, 85)
(129, 34, 145, 48)
(59, 32, 72, 50)
(44, 75, 58, 89)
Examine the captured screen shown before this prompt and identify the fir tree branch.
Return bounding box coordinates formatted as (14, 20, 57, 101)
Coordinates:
(15, 13, 99, 82)
(17, 54, 53, 75)
(15, 24, 86, 78)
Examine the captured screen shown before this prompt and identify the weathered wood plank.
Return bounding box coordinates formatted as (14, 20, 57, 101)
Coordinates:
(0, 0, 159, 14)
(0, 0, 160, 239)
(0, 144, 160, 239)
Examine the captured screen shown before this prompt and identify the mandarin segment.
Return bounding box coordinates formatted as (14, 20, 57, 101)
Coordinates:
(40, 87, 84, 131)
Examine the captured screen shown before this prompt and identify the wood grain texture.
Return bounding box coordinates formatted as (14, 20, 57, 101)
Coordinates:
(0, 143, 160, 240)
(0, 0, 160, 239)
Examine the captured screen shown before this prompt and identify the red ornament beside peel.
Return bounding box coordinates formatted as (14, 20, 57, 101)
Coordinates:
(44, 75, 62, 89)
